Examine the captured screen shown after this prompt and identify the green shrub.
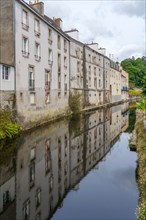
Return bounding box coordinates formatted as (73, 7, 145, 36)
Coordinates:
(69, 92, 81, 114)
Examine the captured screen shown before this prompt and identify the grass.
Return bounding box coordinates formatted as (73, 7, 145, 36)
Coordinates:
(135, 116, 146, 220)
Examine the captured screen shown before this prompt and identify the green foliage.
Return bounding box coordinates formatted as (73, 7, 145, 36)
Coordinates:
(127, 107, 136, 132)
(137, 203, 146, 220)
(121, 57, 146, 88)
(0, 110, 20, 140)
(69, 92, 81, 114)
(142, 76, 146, 97)
(137, 97, 146, 113)
(129, 89, 141, 96)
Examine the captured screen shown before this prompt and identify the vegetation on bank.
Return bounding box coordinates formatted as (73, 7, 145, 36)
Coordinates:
(121, 57, 146, 88)
(129, 89, 141, 96)
(135, 117, 146, 220)
(0, 110, 20, 141)
(69, 92, 82, 114)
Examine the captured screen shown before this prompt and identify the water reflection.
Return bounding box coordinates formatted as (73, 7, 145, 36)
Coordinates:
(0, 103, 131, 220)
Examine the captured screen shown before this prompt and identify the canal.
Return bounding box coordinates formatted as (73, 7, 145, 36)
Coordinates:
(0, 103, 139, 220)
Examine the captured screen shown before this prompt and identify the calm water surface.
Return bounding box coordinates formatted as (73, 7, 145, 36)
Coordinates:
(0, 103, 139, 220)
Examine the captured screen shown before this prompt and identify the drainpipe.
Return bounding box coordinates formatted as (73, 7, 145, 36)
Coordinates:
(103, 57, 105, 105)
(13, 0, 16, 109)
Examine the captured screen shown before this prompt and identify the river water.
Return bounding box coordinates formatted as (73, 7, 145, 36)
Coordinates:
(0, 103, 139, 220)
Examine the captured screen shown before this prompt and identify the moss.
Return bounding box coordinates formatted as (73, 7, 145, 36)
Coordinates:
(135, 117, 146, 219)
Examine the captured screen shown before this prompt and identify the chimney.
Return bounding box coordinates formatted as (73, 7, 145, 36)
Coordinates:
(53, 17, 63, 29)
(29, 0, 44, 16)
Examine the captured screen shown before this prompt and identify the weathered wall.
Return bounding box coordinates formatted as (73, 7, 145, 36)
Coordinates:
(0, 0, 15, 66)
(0, 91, 15, 109)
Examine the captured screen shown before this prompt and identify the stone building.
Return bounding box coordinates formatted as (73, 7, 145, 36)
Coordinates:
(0, 0, 128, 128)
(121, 68, 129, 101)
(0, 0, 70, 128)
(110, 61, 121, 103)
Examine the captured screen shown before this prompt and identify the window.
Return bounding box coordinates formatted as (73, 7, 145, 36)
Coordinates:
(57, 35, 61, 49)
(48, 49, 53, 65)
(99, 79, 101, 87)
(2, 65, 9, 80)
(22, 10, 29, 31)
(23, 199, 30, 220)
(22, 37, 29, 57)
(64, 57, 67, 68)
(58, 54, 61, 73)
(94, 67, 96, 75)
(88, 54, 91, 62)
(29, 66, 35, 90)
(64, 40, 67, 52)
(88, 65, 91, 75)
(34, 19, 40, 37)
(35, 42, 41, 61)
(77, 61, 80, 73)
(48, 28, 52, 44)
(94, 77, 97, 88)
(45, 70, 51, 104)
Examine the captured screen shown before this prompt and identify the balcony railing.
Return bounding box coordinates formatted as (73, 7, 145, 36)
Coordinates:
(48, 60, 53, 65)
(29, 79, 35, 90)
(35, 55, 41, 62)
(22, 22, 29, 31)
(121, 86, 129, 91)
(34, 30, 40, 37)
(22, 50, 29, 57)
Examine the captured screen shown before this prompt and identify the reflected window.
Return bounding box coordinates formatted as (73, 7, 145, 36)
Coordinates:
(49, 175, 53, 192)
(64, 135, 68, 157)
(45, 139, 51, 174)
(35, 188, 41, 208)
(36, 212, 41, 220)
(3, 191, 10, 209)
(23, 199, 30, 220)
(29, 161, 35, 188)
(30, 147, 36, 161)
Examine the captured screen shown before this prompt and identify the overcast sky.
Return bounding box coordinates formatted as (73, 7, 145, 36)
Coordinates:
(28, 0, 145, 61)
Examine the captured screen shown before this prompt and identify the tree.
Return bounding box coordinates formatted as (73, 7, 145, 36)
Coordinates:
(142, 76, 146, 97)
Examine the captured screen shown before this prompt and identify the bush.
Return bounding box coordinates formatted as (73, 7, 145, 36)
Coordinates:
(0, 110, 20, 140)
(69, 92, 81, 114)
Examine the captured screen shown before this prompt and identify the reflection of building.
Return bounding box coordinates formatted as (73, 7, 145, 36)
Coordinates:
(121, 103, 129, 131)
(1, 105, 129, 220)
(0, 157, 15, 219)
(16, 121, 70, 220)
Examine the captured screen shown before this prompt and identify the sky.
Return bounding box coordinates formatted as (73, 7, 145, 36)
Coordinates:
(28, 0, 145, 61)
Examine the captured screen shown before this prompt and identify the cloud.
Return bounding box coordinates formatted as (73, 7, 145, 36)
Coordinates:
(25, 0, 145, 60)
(115, 44, 143, 61)
(113, 1, 145, 19)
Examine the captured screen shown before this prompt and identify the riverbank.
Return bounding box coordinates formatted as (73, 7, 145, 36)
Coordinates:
(131, 112, 146, 220)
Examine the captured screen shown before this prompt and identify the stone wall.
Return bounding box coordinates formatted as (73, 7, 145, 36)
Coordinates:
(0, 91, 15, 110)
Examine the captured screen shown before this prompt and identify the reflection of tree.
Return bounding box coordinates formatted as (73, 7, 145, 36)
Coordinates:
(127, 108, 136, 133)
